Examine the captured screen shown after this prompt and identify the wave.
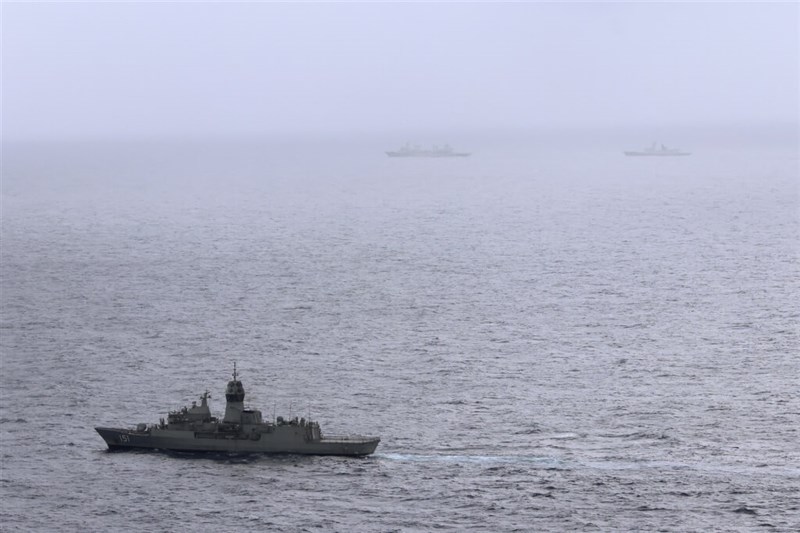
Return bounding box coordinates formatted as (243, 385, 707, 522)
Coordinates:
(375, 452, 564, 468)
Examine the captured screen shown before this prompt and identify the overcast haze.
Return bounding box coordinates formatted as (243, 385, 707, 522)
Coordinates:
(2, 2, 798, 141)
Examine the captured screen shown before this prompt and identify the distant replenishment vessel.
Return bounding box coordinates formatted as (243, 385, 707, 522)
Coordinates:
(624, 142, 691, 156)
(95, 365, 380, 456)
(386, 142, 471, 157)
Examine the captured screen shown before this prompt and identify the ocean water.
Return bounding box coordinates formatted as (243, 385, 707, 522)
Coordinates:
(1, 136, 798, 531)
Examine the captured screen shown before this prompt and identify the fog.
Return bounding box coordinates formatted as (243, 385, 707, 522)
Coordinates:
(3, 2, 797, 142)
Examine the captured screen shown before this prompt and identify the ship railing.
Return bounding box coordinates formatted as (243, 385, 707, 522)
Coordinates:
(320, 434, 379, 442)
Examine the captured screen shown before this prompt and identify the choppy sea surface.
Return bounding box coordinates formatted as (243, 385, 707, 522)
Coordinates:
(1, 135, 798, 531)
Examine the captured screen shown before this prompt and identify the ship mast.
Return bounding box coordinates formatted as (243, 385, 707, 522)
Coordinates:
(223, 362, 245, 423)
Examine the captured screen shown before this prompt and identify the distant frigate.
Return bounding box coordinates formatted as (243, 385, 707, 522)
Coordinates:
(95, 365, 380, 456)
(624, 142, 691, 156)
(386, 142, 471, 157)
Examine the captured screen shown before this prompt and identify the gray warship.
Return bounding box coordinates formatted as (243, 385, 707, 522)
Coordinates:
(95, 365, 380, 456)
(386, 142, 470, 157)
(624, 142, 691, 156)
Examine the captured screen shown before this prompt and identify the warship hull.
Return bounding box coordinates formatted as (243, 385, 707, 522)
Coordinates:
(624, 151, 690, 156)
(96, 426, 380, 456)
(386, 152, 470, 158)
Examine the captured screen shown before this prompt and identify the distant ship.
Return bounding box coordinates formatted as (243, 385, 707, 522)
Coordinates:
(95, 364, 380, 456)
(386, 143, 471, 157)
(624, 142, 691, 156)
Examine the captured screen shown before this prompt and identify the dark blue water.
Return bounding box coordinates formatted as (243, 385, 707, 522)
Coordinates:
(1, 137, 798, 531)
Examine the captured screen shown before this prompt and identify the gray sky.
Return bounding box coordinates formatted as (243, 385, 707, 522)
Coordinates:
(2, 2, 797, 140)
